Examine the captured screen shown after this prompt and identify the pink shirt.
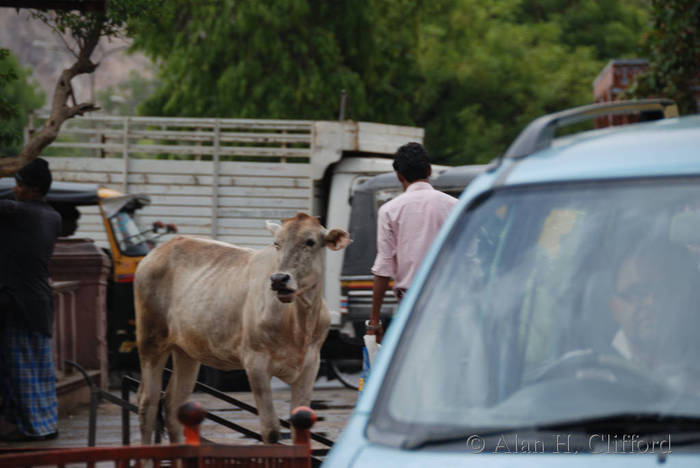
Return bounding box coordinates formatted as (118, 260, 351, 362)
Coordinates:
(371, 181, 458, 289)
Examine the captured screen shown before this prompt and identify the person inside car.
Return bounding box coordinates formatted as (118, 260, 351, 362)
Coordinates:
(609, 249, 666, 366)
(608, 242, 700, 389)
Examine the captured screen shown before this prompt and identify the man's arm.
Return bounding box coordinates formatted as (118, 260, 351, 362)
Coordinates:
(368, 274, 390, 343)
(369, 205, 396, 344)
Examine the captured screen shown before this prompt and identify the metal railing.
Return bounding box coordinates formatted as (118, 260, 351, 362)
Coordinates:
(65, 362, 331, 464)
(0, 384, 316, 467)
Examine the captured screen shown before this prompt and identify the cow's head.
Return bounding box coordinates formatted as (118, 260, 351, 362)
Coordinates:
(266, 213, 351, 304)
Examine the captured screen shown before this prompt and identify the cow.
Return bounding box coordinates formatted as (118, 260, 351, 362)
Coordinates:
(134, 212, 351, 444)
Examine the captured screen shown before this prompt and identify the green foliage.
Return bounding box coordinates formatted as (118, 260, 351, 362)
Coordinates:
(0, 0, 161, 162)
(97, 70, 159, 115)
(627, 0, 699, 114)
(0, 49, 18, 120)
(30, 0, 158, 45)
(130, 0, 391, 120)
(415, 0, 608, 163)
(130, 0, 651, 164)
(0, 49, 45, 156)
(517, 0, 650, 60)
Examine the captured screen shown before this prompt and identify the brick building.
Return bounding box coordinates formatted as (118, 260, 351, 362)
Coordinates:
(593, 59, 650, 127)
(594, 58, 700, 128)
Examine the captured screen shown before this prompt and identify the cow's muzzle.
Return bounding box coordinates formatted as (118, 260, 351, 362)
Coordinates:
(270, 272, 295, 303)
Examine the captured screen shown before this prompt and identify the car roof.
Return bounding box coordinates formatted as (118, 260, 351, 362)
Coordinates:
(494, 115, 700, 187)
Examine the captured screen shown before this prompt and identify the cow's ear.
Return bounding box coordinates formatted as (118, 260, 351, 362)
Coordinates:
(325, 228, 351, 251)
(266, 221, 281, 235)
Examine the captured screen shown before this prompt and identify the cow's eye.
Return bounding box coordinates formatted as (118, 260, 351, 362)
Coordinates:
(305, 239, 316, 247)
(274, 241, 281, 250)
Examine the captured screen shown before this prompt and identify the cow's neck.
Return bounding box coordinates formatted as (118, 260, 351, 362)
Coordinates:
(289, 284, 324, 339)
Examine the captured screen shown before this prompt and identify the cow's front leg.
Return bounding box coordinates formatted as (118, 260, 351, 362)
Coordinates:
(290, 351, 321, 440)
(245, 355, 280, 443)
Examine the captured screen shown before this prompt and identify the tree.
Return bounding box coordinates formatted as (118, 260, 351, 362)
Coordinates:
(0, 48, 20, 150)
(131, 0, 651, 165)
(97, 70, 159, 115)
(415, 0, 650, 163)
(0, 1, 156, 177)
(414, 0, 615, 163)
(0, 49, 45, 156)
(627, 0, 699, 114)
(130, 0, 426, 123)
(516, 0, 649, 60)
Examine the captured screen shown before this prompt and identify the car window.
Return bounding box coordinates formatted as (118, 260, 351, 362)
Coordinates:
(371, 178, 700, 442)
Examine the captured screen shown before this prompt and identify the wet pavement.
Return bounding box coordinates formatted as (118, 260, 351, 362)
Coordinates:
(0, 377, 359, 456)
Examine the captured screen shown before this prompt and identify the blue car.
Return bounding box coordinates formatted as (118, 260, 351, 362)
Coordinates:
(325, 100, 700, 467)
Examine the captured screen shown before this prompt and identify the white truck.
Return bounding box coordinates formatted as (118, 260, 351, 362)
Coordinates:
(28, 113, 423, 375)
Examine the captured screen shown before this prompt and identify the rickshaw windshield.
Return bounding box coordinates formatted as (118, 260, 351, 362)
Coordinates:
(110, 211, 149, 257)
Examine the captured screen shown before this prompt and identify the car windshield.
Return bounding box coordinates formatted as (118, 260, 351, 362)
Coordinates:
(371, 178, 700, 443)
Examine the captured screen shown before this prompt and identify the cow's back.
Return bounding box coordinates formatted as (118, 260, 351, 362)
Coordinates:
(134, 236, 254, 363)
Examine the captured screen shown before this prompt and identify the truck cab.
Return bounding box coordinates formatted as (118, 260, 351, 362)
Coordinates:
(323, 165, 486, 388)
(338, 164, 487, 339)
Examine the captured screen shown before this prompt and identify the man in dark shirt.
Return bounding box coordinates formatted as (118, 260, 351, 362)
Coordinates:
(0, 158, 62, 441)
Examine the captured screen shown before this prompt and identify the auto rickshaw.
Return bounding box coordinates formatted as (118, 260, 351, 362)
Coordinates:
(330, 164, 487, 388)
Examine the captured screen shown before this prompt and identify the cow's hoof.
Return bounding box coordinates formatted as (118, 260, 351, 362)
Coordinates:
(264, 429, 280, 444)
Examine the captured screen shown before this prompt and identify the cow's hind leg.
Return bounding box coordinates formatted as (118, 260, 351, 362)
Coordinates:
(163, 348, 201, 443)
(138, 352, 170, 445)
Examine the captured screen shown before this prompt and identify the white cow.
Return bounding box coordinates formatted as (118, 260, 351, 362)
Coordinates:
(134, 212, 350, 444)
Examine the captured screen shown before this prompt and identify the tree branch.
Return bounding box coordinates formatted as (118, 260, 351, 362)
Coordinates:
(66, 102, 100, 118)
(53, 29, 79, 59)
(0, 156, 25, 176)
(0, 13, 106, 178)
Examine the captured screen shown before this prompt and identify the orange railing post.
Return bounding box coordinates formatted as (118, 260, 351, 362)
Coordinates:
(290, 406, 317, 467)
(178, 401, 206, 445)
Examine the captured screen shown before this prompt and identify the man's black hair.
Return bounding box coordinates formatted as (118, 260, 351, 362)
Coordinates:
(15, 157, 52, 196)
(393, 142, 431, 183)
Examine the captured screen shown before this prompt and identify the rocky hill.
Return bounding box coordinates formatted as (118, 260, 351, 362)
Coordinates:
(0, 8, 155, 108)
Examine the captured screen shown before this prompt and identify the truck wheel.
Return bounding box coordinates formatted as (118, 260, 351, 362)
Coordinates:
(329, 359, 363, 390)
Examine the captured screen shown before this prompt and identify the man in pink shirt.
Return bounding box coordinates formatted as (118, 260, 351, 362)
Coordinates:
(366, 143, 457, 343)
